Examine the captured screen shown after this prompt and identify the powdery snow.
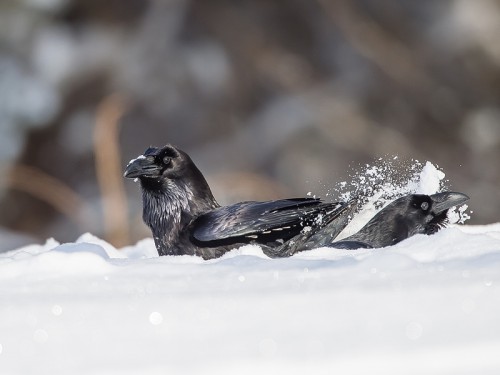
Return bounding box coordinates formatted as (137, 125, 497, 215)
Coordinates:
(0, 226, 499, 375)
(0, 161, 499, 375)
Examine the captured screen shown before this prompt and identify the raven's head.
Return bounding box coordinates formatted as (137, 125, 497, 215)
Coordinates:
(124, 144, 215, 198)
(124, 144, 218, 232)
(124, 144, 192, 181)
(404, 192, 470, 235)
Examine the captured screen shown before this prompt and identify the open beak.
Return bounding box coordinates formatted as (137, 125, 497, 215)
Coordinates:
(124, 156, 161, 179)
(430, 192, 470, 214)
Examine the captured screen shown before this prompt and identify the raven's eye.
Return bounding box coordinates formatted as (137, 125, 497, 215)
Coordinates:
(163, 156, 172, 166)
(420, 201, 429, 211)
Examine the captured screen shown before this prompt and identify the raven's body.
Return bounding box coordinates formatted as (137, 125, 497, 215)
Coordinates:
(125, 144, 469, 258)
(125, 145, 353, 259)
(332, 192, 469, 249)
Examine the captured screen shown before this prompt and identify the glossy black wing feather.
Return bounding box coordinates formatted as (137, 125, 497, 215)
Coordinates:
(191, 198, 340, 245)
(330, 240, 373, 250)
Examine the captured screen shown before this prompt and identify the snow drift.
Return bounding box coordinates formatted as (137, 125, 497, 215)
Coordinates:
(0, 161, 499, 375)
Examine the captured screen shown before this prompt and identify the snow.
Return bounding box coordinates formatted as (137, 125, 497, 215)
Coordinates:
(416, 162, 446, 195)
(1, 161, 499, 374)
(1, 226, 499, 374)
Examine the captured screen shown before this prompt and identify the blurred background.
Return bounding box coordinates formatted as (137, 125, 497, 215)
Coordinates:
(1, 0, 499, 252)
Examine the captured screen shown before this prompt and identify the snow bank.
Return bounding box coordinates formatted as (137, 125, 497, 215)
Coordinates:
(0, 224, 499, 375)
(1, 160, 498, 375)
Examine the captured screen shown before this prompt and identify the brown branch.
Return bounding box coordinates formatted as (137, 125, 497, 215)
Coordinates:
(4, 164, 88, 229)
(93, 93, 129, 247)
(318, 0, 433, 91)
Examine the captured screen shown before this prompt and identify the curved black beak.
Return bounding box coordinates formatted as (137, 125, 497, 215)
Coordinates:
(124, 156, 161, 179)
(430, 192, 469, 214)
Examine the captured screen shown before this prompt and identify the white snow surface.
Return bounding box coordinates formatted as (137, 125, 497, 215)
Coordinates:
(1, 161, 499, 375)
(1, 227, 500, 375)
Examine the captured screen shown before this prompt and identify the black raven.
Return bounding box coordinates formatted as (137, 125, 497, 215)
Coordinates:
(332, 192, 469, 249)
(124, 144, 355, 259)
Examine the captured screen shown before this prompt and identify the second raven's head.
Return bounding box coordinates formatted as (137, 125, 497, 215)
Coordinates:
(399, 192, 470, 235)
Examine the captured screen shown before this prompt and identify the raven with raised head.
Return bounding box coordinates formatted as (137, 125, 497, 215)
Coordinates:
(124, 144, 469, 258)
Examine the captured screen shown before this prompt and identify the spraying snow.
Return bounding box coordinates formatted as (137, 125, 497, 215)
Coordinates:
(416, 161, 446, 194)
(334, 159, 469, 239)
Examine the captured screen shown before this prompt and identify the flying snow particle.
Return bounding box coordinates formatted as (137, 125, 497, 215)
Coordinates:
(149, 312, 163, 325)
(51, 305, 62, 316)
(366, 166, 379, 176)
(458, 205, 471, 223)
(416, 161, 445, 195)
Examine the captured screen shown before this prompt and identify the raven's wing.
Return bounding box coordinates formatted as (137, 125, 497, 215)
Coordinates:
(190, 198, 346, 245)
(329, 240, 373, 250)
(263, 199, 359, 257)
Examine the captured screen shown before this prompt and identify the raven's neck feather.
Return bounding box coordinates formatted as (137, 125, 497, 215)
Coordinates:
(141, 179, 219, 255)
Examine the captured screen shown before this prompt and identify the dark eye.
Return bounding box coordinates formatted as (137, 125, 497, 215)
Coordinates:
(163, 156, 172, 165)
(420, 201, 429, 211)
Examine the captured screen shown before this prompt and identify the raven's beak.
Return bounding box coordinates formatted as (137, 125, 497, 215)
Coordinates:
(430, 192, 469, 214)
(124, 156, 161, 179)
